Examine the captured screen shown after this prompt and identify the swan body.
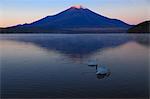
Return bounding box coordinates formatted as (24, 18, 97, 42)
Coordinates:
(88, 60, 98, 66)
(96, 66, 109, 75)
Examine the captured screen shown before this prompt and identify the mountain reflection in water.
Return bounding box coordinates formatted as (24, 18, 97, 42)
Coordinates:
(1, 34, 149, 60)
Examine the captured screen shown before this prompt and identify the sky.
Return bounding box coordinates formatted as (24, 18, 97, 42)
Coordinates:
(0, 0, 150, 27)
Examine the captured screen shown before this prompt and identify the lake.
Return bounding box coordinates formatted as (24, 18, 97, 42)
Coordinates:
(0, 34, 149, 98)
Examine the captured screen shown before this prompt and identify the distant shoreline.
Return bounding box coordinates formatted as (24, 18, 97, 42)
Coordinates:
(0, 28, 130, 34)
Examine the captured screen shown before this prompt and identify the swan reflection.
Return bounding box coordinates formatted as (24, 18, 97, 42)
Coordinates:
(96, 72, 111, 79)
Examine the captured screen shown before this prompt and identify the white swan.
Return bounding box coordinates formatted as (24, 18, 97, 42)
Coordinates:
(96, 66, 109, 75)
(87, 60, 110, 75)
(87, 60, 98, 66)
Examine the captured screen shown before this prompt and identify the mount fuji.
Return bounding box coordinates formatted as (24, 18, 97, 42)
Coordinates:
(0, 5, 131, 33)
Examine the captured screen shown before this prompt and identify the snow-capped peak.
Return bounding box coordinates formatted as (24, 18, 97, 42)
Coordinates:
(71, 5, 85, 9)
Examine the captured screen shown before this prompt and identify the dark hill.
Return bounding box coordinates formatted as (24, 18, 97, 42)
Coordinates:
(128, 21, 150, 33)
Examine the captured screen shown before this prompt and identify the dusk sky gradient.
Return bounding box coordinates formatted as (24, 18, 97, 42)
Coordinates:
(0, 0, 149, 27)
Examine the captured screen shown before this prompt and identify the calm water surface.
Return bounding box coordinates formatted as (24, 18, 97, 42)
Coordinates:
(0, 34, 149, 98)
